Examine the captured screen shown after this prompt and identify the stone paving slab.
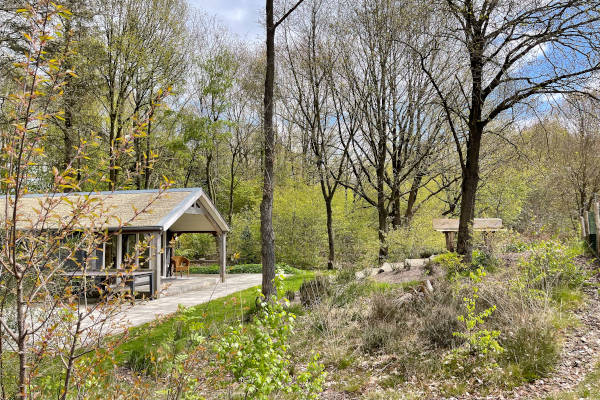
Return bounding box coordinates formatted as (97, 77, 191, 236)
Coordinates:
(98, 274, 262, 331)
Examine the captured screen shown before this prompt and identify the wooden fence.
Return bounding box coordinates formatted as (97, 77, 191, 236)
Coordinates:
(581, 200, 600, 255)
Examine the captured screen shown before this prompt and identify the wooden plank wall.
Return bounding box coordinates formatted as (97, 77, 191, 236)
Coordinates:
(582, 198, 600, 255)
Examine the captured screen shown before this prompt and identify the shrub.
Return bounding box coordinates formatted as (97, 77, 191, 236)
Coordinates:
(299, 275, 331, 307)
(472, 249, 500, 272)
(420, 304, 463, 349)
(126, 347, 152, 374)
(335, 263, 360, 284)
(369, 291, 410, 323)
(285, 289, 296, 301)
(453, 268, 503, 357)
(213, 275, 325, 399)
(504, 238, 529, 253)
(361, 321, 398, 354)
(432, 252, 467, 277)
(519, 240, 586, 293)
(332, 280, 388, 307)
(444, 268, 504, 377)
(189, 263, 302, 275)
(501, 325, 559, 382)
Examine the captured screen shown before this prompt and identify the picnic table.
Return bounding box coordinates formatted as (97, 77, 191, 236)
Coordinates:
(433, 218, 504, 251)
(65, 269, 155, 299)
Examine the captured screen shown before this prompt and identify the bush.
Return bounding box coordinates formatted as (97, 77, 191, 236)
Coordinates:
(361, 321, 399, 354)
(420, 304, 463, 349)
(335, 263, 360, 284)
(332, 281, 388, 307)
(432, 252, 467, 277)
(126, 347, 152, 374)
(189, 263, 302, 275)
(369, 291, 410, 323)
(472, 248, 500, 272)
(501, 325, 559, 382)
(214, 275, 325, 399)
(519, 240, 586, 293)
(299, 275, 331, 307)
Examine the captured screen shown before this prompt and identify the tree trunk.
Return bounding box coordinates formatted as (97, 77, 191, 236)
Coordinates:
(403, 173, 423, 225)
(377, 140, 388, 263)
(261, 0, 276, 298)
(325, 194, 335, 270)
(62, 99, 74, 187)
(144, 115, 152, 189)
(16, 279, 26, 400)
(228, 152, 237, 226)
(456, 128, 482, 263)
(205, 153, 214, 201)
(109, 113, 117, 190)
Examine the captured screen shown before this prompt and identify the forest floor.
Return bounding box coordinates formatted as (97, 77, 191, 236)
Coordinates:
(510, 258, 600, 400)
(301, 252, 600, 400)
(452, 256, 600, 399)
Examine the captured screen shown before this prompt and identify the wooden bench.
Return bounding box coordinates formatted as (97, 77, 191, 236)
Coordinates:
(433, 218, 504, 251)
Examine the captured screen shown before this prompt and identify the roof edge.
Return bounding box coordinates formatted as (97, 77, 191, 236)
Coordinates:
(157, 189, 204, 231)
(20, 187, 200, 198)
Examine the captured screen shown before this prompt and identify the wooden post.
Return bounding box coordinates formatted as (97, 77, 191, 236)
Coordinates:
(161, 231, 167, 277)
(116, 233, 123, 269)
(149, 233, 161, 299)
(444, 231, 455, 252)
(219, 233, 227, 283)
(594, 202, 600, 255)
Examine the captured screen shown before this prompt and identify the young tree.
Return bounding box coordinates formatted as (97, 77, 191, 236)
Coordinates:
(418, 0, 600, 261)
(332, 0, 447, 261)
(281, 0, 351, 269)
(93, 0, 187, 189)
(261, 0, 305, 297)
(0, 4, 169, 397)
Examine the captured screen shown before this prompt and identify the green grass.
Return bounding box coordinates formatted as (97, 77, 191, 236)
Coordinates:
(114, 273, 313, 364)
(189, 263, 303, 275)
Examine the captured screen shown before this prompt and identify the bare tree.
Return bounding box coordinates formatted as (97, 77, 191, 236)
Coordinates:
(332, 0, 447, 261)
(417, 0, 600, 261)
(281, 0, 352, 269)
(262, 0, 306, 297)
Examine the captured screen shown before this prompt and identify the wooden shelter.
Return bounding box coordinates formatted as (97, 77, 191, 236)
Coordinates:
(6, 188, 229, 298)
(433, 218, 504, 251)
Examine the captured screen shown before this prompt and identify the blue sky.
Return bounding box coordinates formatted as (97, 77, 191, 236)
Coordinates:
(189, 0, 264, 41)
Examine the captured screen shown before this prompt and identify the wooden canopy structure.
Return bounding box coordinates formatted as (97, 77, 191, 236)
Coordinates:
(433, 218, 504, 251)
(4, 188, 229, 298)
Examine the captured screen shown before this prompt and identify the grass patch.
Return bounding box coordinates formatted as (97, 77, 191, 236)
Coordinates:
(189, 263, 303, 275)
(552, 287, 584, 311)
(114, 273, 312, 365)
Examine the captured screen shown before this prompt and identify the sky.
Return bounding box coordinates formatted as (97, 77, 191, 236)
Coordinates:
(189, 0, 264, 41)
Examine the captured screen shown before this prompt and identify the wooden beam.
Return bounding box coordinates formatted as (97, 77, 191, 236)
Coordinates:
(595, 202, 600, 255)
(161, 231, 167, 278)
(444, 231, 455, 252)
(116, 233, 122, 269)
(184, 207, 206, 215)
(219, 233, 227, 283)
(149, 233, 161, 299)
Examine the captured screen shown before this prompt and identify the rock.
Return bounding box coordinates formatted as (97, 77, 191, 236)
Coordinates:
(425, 279, 434, 293)
(404, 258, 429, 269)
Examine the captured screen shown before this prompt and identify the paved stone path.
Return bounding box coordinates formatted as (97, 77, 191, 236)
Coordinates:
(102, 274, 262, 330)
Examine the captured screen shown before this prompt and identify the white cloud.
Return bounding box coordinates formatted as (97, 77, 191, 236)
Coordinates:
(189, 0, 264, 40)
